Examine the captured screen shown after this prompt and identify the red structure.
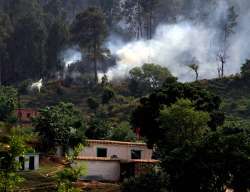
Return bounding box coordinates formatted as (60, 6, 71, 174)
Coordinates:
(135, 127, 141, 140)
(16, 108, 39, 124)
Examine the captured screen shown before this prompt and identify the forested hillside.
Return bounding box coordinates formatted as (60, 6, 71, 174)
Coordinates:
(1, 0, 250, 192)
(0, 0, 248, 119)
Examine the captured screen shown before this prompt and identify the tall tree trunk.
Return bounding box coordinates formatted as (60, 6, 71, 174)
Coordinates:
(195, 70, 198, 81)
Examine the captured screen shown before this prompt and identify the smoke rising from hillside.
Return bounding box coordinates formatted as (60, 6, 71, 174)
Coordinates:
(61, 48, 82, 68)
(104, 0, 250, 81)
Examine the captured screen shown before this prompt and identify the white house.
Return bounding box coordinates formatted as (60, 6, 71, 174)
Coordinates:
(17, 153, 39, 171)
(76, 140, 159, 182)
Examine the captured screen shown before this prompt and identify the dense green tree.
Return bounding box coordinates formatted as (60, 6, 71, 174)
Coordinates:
(56, 144, 85, 192)
(162, 130, 250, 192)
(4, 0, 43, 24)
(109, 121, 136, 142)
(0, 86, 17, 121)
(46, 18, 69, 78)
(33, 102, 85, 152)
(85, 115, 110, 139)
(0, 13, 12, 85)
(87, 97, 99, 112)
(9, 15, 47, 82)
(44, 0, 65, 20)
(0, 136, 27, 192)
(132, 77, 224, 146)
(122, 172, 167, 192)
(159, 99, 210, 151)
(129, 63, 172, 96)
(102, 87, 115, 104)
(241, 59, 250, 78)
(71, 7, 108, 83)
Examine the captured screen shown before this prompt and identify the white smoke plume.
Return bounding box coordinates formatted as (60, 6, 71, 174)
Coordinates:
(62, 48, 82, 68)
(103, 0, 250, 82)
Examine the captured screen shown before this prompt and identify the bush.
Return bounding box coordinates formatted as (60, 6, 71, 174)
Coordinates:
(122, 172, 168, 192)
(109, 122, 136, 142)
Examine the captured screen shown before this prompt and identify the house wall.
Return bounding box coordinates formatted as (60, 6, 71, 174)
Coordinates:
(76, 160, 120, 181)
(16, 109, 38, 123)
(79, 142, 152, 160)
(16, 154, 39, 170)
(77, 140, 154, 182)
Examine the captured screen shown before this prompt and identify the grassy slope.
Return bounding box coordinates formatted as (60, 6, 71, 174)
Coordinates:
(198, 76, 250, 120)
(21, 77, 250, 122)
(21, 81, 138, 124)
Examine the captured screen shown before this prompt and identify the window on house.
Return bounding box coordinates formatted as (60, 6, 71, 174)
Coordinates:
(97, 148, 107, 157)
(27, 113, 31, 118)
(131, 150, 142, 159)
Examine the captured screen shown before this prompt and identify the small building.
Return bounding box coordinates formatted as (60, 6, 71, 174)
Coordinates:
(16, 153, 39, 171)
(16, 108, 39, 124)
(77, 140, 159, 182)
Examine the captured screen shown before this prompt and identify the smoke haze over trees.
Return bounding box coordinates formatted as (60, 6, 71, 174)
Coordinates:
(0, 0, 249, 84)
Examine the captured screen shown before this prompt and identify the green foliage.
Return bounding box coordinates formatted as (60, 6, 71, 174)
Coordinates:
(0, 172, 25, 192)
(7, 0, 48, 83)
(0, 12, 13, 84)
(87, 97, 100, 112)
(85, 115, 111, 139)
(129, 63, 172, 96)
(57, 144, 85, 192)
(71, 7, 108, 82)
(122, 172, 167, 192)
(102, 87, 115, 104)
(0, 86, 17, 121)
(132, 77, 223, 146)
(46, 18, 69, 78)
(241, 59, 250, 78)
(159, 99, 210, 151)
(33, 102, 85, 152)
(65, 144, 84, 164)
(162, 130, 250, 192)
(71, 7, 107, 49)
(0, 136, 27, 192)
(109, 121, 136, 142)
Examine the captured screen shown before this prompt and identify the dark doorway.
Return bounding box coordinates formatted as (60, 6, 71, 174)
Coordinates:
(29, 156, 35, 170)
(19, 156, 25, 170)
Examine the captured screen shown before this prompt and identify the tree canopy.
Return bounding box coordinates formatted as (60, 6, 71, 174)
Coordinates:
(33, 102, 85, 152)
(129, 63, 172, 96)
(71, 7, 108, 83)
(159, 99, 210, 151)
(162, 130, 250, 192)
(0, 86, 17, 121)
(131, 77, 224, 146)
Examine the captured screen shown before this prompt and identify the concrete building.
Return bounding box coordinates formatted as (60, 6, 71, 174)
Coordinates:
(16, 108, 39, 124)
(17, 153, 39, 171)
(77, 140, 159, 182)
